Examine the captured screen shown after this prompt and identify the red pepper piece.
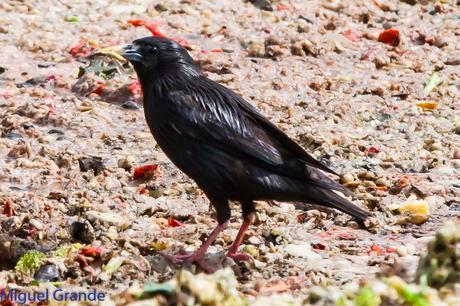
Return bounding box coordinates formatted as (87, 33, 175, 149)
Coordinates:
(377, 29, 400, 47)
(368, 244, 384, 256)
(276, 4, 290, 10)
(167, 217, 182, 227)
(90, 81, 106, 95)
(2, 199, 14, 217)
(343, 29, 361, 42)
(133, 164, 159, 180)
(69, 40, 91, 58)
(128, 80, 142, 96)
(127, 19, 189, 48)
(79, 246, 103, 257)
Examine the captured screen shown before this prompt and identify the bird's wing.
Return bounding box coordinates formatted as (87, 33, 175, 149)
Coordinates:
(164, 83, 345, 192)
(226, 86, 339, 176)
(166, 89, 284, 167)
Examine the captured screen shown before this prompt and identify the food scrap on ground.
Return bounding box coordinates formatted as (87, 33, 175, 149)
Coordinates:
(390, 196, 431, 225)
(377, 29, 400, 47)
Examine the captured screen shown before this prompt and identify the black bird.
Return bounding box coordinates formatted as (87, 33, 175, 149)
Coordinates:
(111, 36, 370, 265)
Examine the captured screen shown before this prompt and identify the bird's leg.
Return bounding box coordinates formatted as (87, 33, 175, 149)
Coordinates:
(162, 197, 230, 267)
(227, 201, 255, 262)
(162, 221, 229, 265)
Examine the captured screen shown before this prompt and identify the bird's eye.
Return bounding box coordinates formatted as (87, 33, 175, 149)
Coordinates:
(147, 45, 159, 56)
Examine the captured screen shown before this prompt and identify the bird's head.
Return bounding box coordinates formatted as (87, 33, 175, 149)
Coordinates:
(106, 36, 202, 81)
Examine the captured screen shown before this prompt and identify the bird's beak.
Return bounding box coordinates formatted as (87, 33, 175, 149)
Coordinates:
(96, 44, 143, 63)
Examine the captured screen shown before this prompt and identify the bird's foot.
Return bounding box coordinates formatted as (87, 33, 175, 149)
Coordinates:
(226, 252, 253, 262)
(159, 251, 202, 265)
(159, 251, 217, 273)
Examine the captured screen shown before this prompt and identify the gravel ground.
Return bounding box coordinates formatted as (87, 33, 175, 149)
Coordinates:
(0, 0, 460, 304)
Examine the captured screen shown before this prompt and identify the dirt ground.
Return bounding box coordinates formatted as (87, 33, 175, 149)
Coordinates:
(1, 0, 460, 304)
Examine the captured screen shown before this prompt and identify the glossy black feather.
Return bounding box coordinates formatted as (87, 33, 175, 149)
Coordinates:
(129, 37, 370, 224)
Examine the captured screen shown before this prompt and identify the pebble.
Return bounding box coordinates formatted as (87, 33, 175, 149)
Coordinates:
(106, 226, 119, 241)
(1, 216, 21, 233)
(430, 142, 443, 152)
(397, 246, 408, 257)
(291, 43, 305, 56)
(86, 211, 129, 227)
(98, 272, 110, 282)
(297, 19, 310, 33)
(406, 243, 416, 255)
(5, 132, 22, 140)
(121, 100, 140, 110)
(284, 243, 321, 259)
(104, 176, 122, 191)
(375, 177, 390, 187)
(454, 124, 460, 134)
(444, 54, 460, 65)
(34, 264, 60, 282)
(89, 178, 101, 189)
(452, 160, 460, 169)
(255, 212, 268, 223)
(358, 171, 376, 180)
(253, 259, 267, 269)
(248, 236, 262, 245)
(362, 180, 377, 188)
(431, 166, 455, 175)
(246, 40, 266, 57)
(29, 219, 44, 231)
(265, 45, 284, 58)
(453, 148, 460, 159)
(48, 128, 64, 135)
(279, 203, 295, 212)
(340, 173, 355, 184)
(122, 186, 138, 194)
(153, 3, 168, 12)
(430, 150, 443, 157)
(264, 252, 283, 264)
(373, 54, 390, 68)
(78, 156, 105, 175)
(69, 220, 95, 243)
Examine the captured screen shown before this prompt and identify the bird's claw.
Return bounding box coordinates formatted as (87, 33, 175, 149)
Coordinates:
(159, 251, 201, 265)
(227, 252, 253, 262)
(159, 251, 217, 273)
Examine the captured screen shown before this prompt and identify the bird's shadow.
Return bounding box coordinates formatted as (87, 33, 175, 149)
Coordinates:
(150, 251, 240, 275)
(292, 202, 338, 215)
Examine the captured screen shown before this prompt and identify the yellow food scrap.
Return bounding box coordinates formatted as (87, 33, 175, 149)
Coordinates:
(416, 101, 438, 110)
(391, 197, 430, 225)
(398, 200, 429, 215)
(150, 241, 169, 251)
(87, 39, 99, 48)
(96, 46, 127, 63)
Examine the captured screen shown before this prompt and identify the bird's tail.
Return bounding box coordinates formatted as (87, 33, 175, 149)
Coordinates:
(303, 186, 371, 224)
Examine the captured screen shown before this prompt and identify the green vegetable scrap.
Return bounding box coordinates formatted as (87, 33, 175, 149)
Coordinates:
(417, 222, 460, 289)
(354, 286, 381, 306)
(78, 56, 131, 80)
(103, 256, 125, 274)
(386, 277, 430, 306)
(52, 243, 82, 257)
(15, 251, 47, 274)
(65, 15, 79, 22)
(423, 73, 440, 95)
